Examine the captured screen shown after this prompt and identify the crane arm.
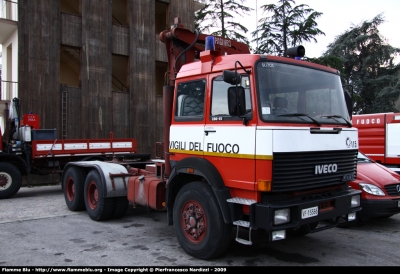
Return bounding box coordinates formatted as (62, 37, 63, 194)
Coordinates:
(159, 17, 250, 86)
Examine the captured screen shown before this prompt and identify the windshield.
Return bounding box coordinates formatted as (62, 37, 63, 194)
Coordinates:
(256, 61, 350, 125)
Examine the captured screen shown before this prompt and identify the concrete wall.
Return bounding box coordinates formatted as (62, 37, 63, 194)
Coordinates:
(18, 0, 196, 157)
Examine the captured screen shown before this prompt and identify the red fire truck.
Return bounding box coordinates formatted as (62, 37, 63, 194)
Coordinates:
(61, 18, 362, 260)
(352, 112, 400, 173)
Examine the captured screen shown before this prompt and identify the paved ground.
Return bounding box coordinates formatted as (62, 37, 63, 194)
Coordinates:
(0, 184, 76, 224)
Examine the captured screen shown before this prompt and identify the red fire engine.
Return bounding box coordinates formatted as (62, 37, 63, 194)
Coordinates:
(353, 112, 400, 173)
(61, 18, 362, 260)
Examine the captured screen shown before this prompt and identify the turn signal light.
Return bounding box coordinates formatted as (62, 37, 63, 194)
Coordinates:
(258, 180, 272, 192)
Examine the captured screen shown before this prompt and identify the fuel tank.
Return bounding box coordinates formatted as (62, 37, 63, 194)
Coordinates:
(127, 174, 166, 211)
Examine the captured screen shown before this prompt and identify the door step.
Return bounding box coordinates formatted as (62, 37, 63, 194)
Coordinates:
(227, 197, 256, 245)
(233, 220, 252, 245)
(227, 197, 256, 205)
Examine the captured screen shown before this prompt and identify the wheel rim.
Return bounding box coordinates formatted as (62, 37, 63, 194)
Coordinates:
(0, 172, 12, 191)
(87, 181, 99, 210)
(180, 200, 207, 243)
(66, 176, 75, 202)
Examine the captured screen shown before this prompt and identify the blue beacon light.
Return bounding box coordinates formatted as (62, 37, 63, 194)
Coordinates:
(205, 36, 215, 51)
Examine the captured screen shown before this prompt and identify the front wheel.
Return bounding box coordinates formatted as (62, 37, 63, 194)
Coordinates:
(0, 163, 22, 199)
(173, 181, 232, 260)
(84, 170, 114, 221)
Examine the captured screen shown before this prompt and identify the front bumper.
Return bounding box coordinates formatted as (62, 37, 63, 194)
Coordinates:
(251, 189, 361, 233)
(359, 199, 400, 219)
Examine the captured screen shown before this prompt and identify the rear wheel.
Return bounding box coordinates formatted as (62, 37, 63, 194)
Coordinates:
(0, 163, 22, 199)
(63, 167, 86, 211)
(84, 170, 114, 221)
(173, 181, 232, 260)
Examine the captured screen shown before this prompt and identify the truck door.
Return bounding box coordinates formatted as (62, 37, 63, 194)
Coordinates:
(169, 79, 206, 159)
(204, 74, 256, 191)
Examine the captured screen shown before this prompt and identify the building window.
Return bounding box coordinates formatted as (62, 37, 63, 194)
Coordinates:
(155, 1, 168, 34)
(112, 54, 129, 92)
(60, 0, 81, 15)
(112, 0, 128, 26)
(60, 45, 81, 87)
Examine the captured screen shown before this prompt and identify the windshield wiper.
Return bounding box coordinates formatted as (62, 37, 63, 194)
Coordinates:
(320, 115, 352, 127)
(276, 113, 321, 126)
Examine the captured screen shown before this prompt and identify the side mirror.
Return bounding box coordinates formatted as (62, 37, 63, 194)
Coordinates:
(223, 70, 241, 85)
(228, 86, 246, 116)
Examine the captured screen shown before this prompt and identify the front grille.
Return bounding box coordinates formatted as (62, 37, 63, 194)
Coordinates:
(272, 150, 357, 192)
(384, 184, 400, 196)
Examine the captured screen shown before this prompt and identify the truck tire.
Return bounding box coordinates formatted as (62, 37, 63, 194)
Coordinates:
(84, 170, 114, 221)
(111, 197, 129, 219)
(63, 167, 86, 211)
(173, 181, 232, 260)
(0, 163, 22, 199)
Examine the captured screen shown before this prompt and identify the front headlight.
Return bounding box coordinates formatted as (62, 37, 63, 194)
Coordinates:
(351, 195, 360, 207)
(359, 183, 385, 196)
(274, 208, 290, 225)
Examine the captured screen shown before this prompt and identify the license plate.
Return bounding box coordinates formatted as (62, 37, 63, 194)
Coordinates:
(302, 206, 319, 219)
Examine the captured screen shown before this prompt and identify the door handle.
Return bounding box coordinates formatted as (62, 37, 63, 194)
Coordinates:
(204, 130, 216, 136)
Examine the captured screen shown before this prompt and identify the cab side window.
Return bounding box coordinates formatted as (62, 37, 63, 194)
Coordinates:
(175, 80, 206, 120)
(210, 75, 251, 121)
